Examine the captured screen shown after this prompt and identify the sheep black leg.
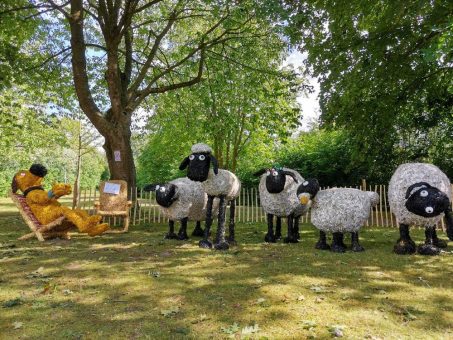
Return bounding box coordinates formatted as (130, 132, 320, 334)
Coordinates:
(293, 216, 301, 240)
(275, 217, 282, 240)
(431, 226, 448, 248)
(265, 213, 276, 243)
(177, 217, 189, 240)
(227, 200, 237, 246)
(351, 232, 365, 252)
(331, 232, 346, 253)
(417, 227, 441, 255)
(192, 221, 204, 237)
(394, 224, 416, 254)
(315, 231, 330, 250)
(199, 195, 214, 249)
(214, 195, 229, 250)
(284, 214, 298, 243)
(164, 220, 178, 239)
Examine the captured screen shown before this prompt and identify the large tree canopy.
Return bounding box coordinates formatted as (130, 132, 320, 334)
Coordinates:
(282, 0, 453, 179)
(11, 0, 283, 192)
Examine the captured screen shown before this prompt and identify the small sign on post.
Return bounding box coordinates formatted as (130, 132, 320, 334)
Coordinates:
(114, 150, 121, 162)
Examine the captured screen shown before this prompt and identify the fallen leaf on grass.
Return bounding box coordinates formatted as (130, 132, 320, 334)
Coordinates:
(62, 289, 73, 295)
(328, 325, 345, 337)
(310, 285, 325, 293)
(13, 321, 23, 329)
(301, 320, 317, 330)
(241, 323, 260, 335)
(160, 306, 179, 317)
(297, 295, 305, 301)
(315, 297, 325, 303)
(191, 314, 210, 324)
(149, 271, 160, 278)
(221, 323, 240, 335)
(3, 298, 22, 308)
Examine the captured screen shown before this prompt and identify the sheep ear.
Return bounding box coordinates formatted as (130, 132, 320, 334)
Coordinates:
(11, 177, 18, 193)
(253, 168, 267, 177)
(143, 184, 158, 192)
(405, 182, 431, 199)
(179, 157, 190, 170)
(210, 155, 219, 175)
(282, 170, 298, 183)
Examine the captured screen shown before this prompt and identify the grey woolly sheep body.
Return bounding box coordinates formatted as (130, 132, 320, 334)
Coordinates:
(255, 167, 306, 243)
(388, 163, 453, 255)
(311, 188, 379, 233)
(388, 163, 451, 227)
(297, 180, 379, 252)
(258, 168, 306, 218)
(159, 178, 217, 222)
(201, 169, 241, 200)
(144, 177, 218, 240)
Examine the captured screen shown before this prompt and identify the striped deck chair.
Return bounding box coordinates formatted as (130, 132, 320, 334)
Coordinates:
(9, 192, 75, 241)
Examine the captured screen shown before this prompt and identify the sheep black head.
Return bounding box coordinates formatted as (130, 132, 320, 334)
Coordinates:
(296, 178, 320, 205)
(405, 182, 450, 218)
(405, 181, 453, 240)
(143, 183, 178, 208)
(254, 167, 299, 194)
(179, 143, 218, 182)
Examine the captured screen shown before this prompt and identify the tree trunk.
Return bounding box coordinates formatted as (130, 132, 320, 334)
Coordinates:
(102, 124, 136, 198)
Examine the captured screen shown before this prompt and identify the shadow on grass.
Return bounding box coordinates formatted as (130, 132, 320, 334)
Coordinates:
(1, 202, 453, 338)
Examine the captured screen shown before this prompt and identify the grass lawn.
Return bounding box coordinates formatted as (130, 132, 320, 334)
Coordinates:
(1, 197, 452, 339)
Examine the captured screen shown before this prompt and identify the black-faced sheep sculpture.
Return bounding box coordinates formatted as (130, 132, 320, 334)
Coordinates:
(179, 143, 241, 250)
(297, 179, 379, 252)
(143, 178, 217, 240)
(388, 163, 453, 255)
(254, 166, 306, 243)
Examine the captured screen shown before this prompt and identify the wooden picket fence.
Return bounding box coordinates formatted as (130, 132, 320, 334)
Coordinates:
(75, 184, 453, 229)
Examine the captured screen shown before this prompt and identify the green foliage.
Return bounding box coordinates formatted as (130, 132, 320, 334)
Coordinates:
(282, 0, 453, 179)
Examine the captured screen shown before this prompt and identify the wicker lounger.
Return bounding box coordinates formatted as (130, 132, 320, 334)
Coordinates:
(9, 192, 75, 241)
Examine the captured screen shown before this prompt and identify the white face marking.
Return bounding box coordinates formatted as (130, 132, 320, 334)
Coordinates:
(303, 181, 308, 186)
(420, 190, 428, 197)
(199, 155, 206, 161)
(425, 207, 433, 214)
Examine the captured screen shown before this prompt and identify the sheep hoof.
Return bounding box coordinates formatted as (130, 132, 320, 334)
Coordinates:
(315, 242, 330, 250)
(393, 239, 416, 255)
(432, 238, 448, 248)
(283, 236, 298, 244)
(331, 244, 346, 253)
(164, 232, 178, 240)
(214, 241, 229, 250)
(264, 234, 277, 243)
(177, 234, 189, 241)
(199, 239, 212, 249)
(417, 244, 441, 256)
(352, 244, 365, 252)
(191, 227, 205, 237)
(296, 233, 301, 240)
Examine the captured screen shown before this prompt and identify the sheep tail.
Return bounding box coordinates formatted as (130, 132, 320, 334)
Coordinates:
(445, 205, 453, 241)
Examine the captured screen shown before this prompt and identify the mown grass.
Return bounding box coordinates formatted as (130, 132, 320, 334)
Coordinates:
(0, 197, 452, 339)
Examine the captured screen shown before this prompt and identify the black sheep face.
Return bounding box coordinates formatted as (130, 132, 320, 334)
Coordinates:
(143, 183, 178, 207)
(180, 152, 215, 182)
(265, 168, 288, 193)
(405, 182, 450, 218)
(297, 178, 320, 198)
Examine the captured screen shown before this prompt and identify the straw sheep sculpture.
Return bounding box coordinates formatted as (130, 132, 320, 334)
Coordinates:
(388, 163, 453, 255)
(297, 179, 379, 252)
(179, 143, 241, 250)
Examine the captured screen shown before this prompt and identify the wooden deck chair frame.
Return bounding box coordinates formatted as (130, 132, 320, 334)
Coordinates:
(94, 180, 132, 233)
(9, 192, 73, 241)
